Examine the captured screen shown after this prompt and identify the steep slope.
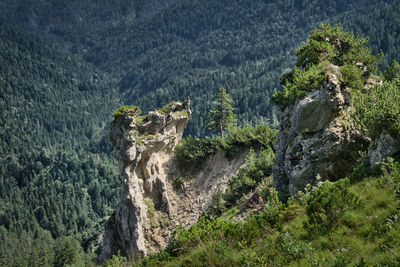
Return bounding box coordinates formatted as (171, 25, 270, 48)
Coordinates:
(1, 0, 397, 136)
(0, 22, 120, 257)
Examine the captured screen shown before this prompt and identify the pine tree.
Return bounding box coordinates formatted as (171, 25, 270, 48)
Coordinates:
(207, 87, 236, 137)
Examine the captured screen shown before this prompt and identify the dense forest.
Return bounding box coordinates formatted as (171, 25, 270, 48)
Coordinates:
(1, 0, 398, 136)
(0, 0, 400, 265)
(0, 23, 121, 265)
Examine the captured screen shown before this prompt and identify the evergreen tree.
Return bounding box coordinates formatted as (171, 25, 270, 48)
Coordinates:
(207, 87, 236, 137)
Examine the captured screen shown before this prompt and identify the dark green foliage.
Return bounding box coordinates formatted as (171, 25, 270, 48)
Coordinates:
(3, 0, 397, 136)
(0, 22, 120, 258)
(206, 190, 227, 218)
(348, 153, 376, 183)
(304, 178, 358, 233)
(345, 0, 400, 68)
(1, 0, 400, 264)
(272, 23, 383, 110)
(207, 87, 236, 137)
(272, 63, 327, 110)
(174, 136, 228, 167)
(53, 237, 79, 267)
(384, 59, 400, 81)
(0, 230, 94, 267)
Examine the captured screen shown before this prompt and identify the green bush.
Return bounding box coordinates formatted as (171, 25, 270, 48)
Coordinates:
(348, 152, 376, 183)
(304, 178, 358, 234)
(296, 24, 381, 72)
(272, 64, 326, 110)
(272, 23, 382, 110)
(383, 59, 400, 81)
(112, 105, 141, 119)
(352, 79, 400, 139)
(275, 232, 313, 260)
(340, 63, 364, 90)
(224, 148, 274, 206)
(174, 136, 228, 166)
(174, 125, 277, 165)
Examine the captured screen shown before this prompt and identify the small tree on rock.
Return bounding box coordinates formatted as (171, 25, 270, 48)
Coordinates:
(207, 87, 236, 137)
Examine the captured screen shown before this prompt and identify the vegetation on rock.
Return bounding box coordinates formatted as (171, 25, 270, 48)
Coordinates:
(112, 105, 142, 120)
(272, 23, 382, 110)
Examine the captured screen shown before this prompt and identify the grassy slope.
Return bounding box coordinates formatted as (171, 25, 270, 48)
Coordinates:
(132, 159, 400, 266)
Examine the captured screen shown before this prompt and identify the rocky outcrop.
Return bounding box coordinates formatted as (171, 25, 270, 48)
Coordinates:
(96, 99, 246, 264)
(273, 64, 369, 196)
(368, 131, 399, 168)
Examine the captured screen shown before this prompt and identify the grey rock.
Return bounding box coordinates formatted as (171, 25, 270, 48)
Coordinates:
(368, 131, 399, 168)
(273, 64, 368, 196)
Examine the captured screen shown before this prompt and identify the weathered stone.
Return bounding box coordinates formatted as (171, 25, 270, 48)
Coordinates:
(293, 90, 332, 134)
(368, 131, 399, 168)
(96, 100, 246, 264)
(273, 64, 368, 196)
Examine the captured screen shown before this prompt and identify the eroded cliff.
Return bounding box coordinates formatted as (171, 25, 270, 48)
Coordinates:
(96, 100, 247, 263)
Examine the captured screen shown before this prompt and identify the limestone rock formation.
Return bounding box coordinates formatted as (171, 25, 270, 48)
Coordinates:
(96, 100, 246, 264)
(273, 64, 369, 196)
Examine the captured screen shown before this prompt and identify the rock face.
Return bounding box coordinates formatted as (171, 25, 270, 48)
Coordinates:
(96, 100, 246, 264)
(273, 64, 369, 196)
(368, 131, 399, 168)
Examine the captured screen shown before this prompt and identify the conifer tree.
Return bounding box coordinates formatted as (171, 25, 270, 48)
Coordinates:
(207, 87, 236, 137)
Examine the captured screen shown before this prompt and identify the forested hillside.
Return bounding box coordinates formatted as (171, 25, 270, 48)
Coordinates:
(344, 0, 400, 68)
(0, 0, 400, 265)
(0, 23, 121, 265)
(1, 0, 398, 136)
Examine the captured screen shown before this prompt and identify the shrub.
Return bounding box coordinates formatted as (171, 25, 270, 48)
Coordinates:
(304, 178, 358, 233)
(224, 148, 274, 206)
(383, 59, 400, 81)
(174, 136, 227, 166)
(348, 152, 377, 183)
(352, 79, 400, 139)
(157, 101, 179, 114)
(272, 23, 382, 110)
(112, 105, 141, 119)
(174, 125, 277, 166)
(275, 232, 313, 260)
(340, 63, 364, 90)
(296, 24, 381, 72)
(272, 64, 326, 110)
